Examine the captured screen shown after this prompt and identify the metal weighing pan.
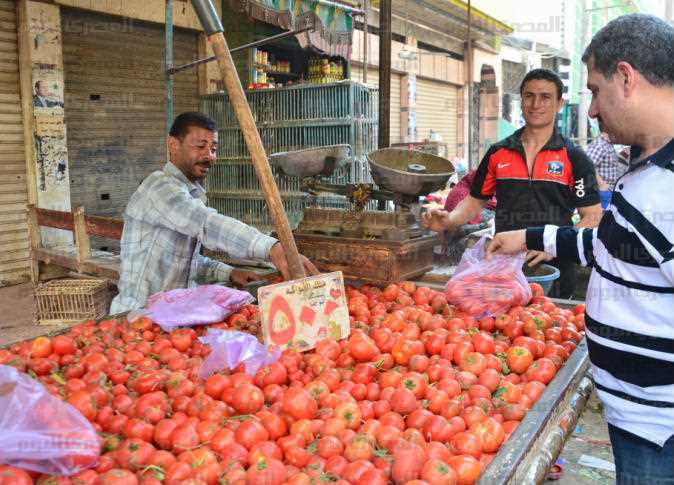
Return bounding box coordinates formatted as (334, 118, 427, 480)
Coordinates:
(367, 148, 455, 196)
(270, 144, 352, 178)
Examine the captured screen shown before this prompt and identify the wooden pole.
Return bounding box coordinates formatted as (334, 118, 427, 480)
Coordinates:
(207, 33, 306, 280)
(378, 0, 392, 148)
(362, 0, 368, 84)
(466, 0, 473, 167)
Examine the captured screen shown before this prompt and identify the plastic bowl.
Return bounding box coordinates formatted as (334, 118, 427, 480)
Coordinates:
(525, 264, 560, 296)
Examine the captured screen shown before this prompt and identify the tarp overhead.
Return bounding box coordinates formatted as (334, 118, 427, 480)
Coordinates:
(226, 0, 354, 58)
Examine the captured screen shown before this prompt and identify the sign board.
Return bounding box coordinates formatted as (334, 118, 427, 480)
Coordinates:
(258, 271, 350, 352)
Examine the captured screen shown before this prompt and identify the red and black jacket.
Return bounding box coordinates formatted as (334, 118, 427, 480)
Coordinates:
(470, 128, 600, 232)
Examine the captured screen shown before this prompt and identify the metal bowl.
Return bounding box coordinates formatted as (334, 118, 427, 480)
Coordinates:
(367, 148, 455, 196)
(270, 144, 352, 178)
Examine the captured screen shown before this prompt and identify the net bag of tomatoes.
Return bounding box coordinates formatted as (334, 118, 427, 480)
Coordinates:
(0, 365, 99, 475)
(445, 236, 532, 318)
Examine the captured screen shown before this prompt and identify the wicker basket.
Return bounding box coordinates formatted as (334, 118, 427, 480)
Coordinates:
(35, 279, 111, 325)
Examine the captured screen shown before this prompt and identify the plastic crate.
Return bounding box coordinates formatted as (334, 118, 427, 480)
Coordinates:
(201, 81, 378, 127)
(35, 279, 111, 325)
(199, 81, 379, 232)
(215, 121, 377, 160)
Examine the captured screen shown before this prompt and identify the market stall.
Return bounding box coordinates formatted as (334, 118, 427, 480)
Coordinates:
(2, 2, 592, 483)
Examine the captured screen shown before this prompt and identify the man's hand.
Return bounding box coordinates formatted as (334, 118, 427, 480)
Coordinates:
(269, 242, 320, 280)
(577, 204, 603, 228)
(486, 230, 528, 258)
(525, 250, 554, 267)
(421, 209, 455, 233)
(230, 268, 265, 286)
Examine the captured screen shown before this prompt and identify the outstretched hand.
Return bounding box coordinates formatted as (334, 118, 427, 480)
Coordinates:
(269, 242, 320, 280)
(486, 229, 528, 259)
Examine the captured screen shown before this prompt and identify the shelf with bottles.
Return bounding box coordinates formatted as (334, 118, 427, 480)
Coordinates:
(306, 55, 346, 85)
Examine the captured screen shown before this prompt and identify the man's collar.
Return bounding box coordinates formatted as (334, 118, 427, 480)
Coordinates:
(629, 138, 674, 169)
(503, 127, 565, 151)
(164, 162, 206, 196)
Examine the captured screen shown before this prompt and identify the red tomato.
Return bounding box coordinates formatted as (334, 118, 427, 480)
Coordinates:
(506, 346, 534, 374)
(525, 358, 557, 384)
(447, 455, 482, 485)
(282, 387, 317, 420)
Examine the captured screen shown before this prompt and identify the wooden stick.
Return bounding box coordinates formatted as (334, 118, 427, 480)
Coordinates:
(207, 33, 306, 280)
(73, 206, 91, 264)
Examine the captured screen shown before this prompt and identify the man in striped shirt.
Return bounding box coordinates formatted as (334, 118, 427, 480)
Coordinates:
(487, 14, 674, 485)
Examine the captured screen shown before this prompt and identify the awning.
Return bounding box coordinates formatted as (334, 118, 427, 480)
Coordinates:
(226, 0, 355, 58)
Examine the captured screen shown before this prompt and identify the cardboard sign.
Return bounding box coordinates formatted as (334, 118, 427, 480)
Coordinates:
(258, 271, 350, 352)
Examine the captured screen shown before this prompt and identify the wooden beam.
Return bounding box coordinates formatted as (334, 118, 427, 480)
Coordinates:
(33, 247, 120, 281)
(35, 208, 75, 231)
(73, 206, 91, 262)
(16, 0, 38, 207)
(26, 204, 40, 283)
(378, 0, 392, 149)
(85, 215, 124, 240)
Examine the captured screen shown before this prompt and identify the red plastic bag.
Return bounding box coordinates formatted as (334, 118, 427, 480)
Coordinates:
(0, 365, 100, 476)
(445, 236, 532, 318)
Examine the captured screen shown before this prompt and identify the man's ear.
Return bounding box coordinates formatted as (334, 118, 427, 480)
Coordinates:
(167, 136, 179, 156)
(616, 61, 637, 97)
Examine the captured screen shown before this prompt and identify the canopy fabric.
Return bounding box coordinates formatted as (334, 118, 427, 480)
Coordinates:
(227, 0, 354, 58)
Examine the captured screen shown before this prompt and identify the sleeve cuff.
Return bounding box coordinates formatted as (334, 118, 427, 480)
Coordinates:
(249, 234, 278, 261)
(526, 226, 545, 251)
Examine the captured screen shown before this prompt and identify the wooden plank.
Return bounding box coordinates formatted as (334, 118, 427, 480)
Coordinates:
(0, 229, 28, 243)
(16, 0, 36, 207)
(36, 208, 75, 231)
(0, 247, 30, 262)
(0, 220, 30, 232)
(73, 206, 91, 262)
(85, 214, 123, 240)
(34, 246, 120, 280)
(2, 239, 29, 251)
(0, 259, 31, 272)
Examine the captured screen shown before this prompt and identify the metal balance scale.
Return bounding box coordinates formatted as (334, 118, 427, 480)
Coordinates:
(270, 145, 455, 285)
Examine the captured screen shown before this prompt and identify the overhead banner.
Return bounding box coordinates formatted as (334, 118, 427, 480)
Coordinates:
(228, 0, 354, 58)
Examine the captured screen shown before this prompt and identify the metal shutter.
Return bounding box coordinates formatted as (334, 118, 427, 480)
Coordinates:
(350, 64, 401, 145)
(0, 0, 30, 286)
(62, 9, 199, 248)
(415, 77, 458, 156)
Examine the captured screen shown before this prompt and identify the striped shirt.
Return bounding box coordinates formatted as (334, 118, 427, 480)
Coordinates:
(525, 138, 674, 447)
(109, 162, 277, 314)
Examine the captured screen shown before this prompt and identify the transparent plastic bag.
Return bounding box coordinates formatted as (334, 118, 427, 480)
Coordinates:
(0, 365, 100, 476)
(131, 285, 254, 332)
(445, 236, 532, 318)
(198, 329, 280, 379)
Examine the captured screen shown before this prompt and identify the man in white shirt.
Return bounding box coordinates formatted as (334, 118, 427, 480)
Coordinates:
(488, 14, 674, 485)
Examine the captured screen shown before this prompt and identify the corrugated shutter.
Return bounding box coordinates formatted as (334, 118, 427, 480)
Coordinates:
(350, 64, 401, 144)
(415, 77, 458, 156)
(62, 9, 198, 248)
(0, 0, 30, 286)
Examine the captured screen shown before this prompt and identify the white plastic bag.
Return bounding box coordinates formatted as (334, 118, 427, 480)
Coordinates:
(0, 365, 100, 475)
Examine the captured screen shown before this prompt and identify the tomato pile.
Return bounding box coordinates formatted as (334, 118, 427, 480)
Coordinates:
(0, 282, 585, 485)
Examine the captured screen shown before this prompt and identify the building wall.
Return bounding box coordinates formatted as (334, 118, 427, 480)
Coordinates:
(62, 8, 200, 250)
(15, 0, 220, 251)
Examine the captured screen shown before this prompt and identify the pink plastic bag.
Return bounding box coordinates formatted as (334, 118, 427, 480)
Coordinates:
(445, 236, 532, 318)
(139, 285, 254, 332)
(198, 329, 280, 378)
(0, 365, 100, 476)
